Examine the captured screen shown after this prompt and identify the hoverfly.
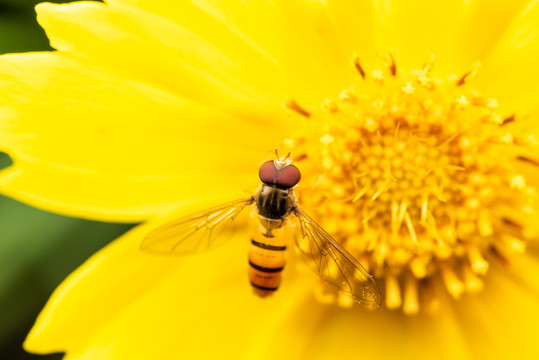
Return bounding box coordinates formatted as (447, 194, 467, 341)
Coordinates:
(142, 153, 382, 307)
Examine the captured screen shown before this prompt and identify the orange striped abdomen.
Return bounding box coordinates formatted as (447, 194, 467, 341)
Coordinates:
(248, 222, 288, 297)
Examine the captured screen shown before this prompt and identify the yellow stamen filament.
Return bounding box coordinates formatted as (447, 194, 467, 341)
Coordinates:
(404, 212, 418, 244)
(441, 264, 464, 299)
(385, 274, 402, 309)
(462, 264, 484, 293)
(403, 274, 419, 315)
(499, 234, 526, 254)
(477, 210, 493, 237)
(466, 246, 489, 275)
(510, 175, 526, 189)
(410, 257, 428, 279)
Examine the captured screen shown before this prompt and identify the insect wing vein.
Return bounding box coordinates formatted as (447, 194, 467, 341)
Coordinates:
(142, 197, 254, 255)
(293, 207, 382, 307)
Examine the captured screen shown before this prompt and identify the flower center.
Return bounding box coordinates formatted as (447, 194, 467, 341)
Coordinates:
(283, 54, 538, 314)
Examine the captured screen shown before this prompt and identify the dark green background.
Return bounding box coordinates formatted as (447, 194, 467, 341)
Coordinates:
(0, 1, 134, 359)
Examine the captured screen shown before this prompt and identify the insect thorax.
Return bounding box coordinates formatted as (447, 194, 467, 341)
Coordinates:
(255, 185, 294, 228)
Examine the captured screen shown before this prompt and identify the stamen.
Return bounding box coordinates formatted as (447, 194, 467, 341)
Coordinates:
(401, 82, 415, 94)
(289, 53, 537, 313)
(371, 70, 384, 82)
(487, 98, 499, 108)
(353, 56, 366, 79)
(322, 98, 338, 113)
(320, 134, 334, 145)
(477, 210, 493, 237)
(499, 132, 513, 144)
(499, 234, 526, 254)
(339, 89, 356, 103)
(440, 264, 464, 299)
(488, 113, 503, 125)
(456, 63, 480, 86)
(420, 194, 429, 223)
(371, 178, 392, 201)
(510, 175, 526, 189)
(387, 53, 397, 76)
(517, 156, 539, 167)
(462, 263, 483, 293)
(285, 99, 310, 117)
(404, 212, 418, 244)
(352, 185, 369, 202)
(501, 114, 516, 126)
(410, 257, 428, 278)
(403, 274, 419, 315)
(455, 95, 470, 109)
(386, 274, 402, 309)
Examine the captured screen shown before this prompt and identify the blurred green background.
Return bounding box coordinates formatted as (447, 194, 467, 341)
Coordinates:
(0, 1, 134, 359)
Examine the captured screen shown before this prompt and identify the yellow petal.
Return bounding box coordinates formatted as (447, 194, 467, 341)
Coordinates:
(23, 213, 315, 359)
(328, 0, 529, 74)
(36, 1, 347, 107)
(37, 2, 278, 108)
(25, 211, 539, 359)
(0, 50, 294, 221)
(451, 257, 539, 359)
(476, 0, 539, 114)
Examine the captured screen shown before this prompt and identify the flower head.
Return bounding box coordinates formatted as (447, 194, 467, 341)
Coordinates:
(283, 53, 539, 312)
(0, 0, 538, 359)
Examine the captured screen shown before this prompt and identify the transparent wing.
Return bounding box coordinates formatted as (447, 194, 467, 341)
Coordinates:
(142, 197, 254, 255)
(293, 207, 382, 307)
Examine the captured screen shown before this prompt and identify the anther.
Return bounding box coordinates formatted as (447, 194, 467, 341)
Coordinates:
(339, 89, 356, 103)
(488, 113, 503, 125)
(517, 156, 539, 167)
(455, 95, 469, 109)
(462, 264, 483, 292)
(440, 264, 464, 298)
(387, 53, 397, 76)
(372, 70, 384, 82)
(456, 63, 480, 86)
(501, 114, 515, 126)
(322, 98, 338, 113)
(401, 82, 415, 94)
(285, 99, 310, 117)
(353, 56, 366, 79)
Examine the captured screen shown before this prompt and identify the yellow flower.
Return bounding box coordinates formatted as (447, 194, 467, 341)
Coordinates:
(0, 0, 538, 359)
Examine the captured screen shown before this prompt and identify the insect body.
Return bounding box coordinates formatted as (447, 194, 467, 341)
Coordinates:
(142, 155, 382, 307)
(248, 158, 300, 297)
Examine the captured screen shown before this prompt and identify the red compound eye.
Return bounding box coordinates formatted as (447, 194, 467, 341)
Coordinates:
(275, 164, 301, 188)
(259, 161, 278, 185)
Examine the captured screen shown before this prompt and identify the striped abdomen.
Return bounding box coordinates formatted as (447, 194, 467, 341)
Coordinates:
(248, 220, 287, 297)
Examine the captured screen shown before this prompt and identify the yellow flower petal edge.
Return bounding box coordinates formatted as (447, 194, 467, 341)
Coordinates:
(0, 51, 290, 221)
(23, 209, 317, 358)
(0, 1, 309, 221)
(24, 216, 539, 359)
